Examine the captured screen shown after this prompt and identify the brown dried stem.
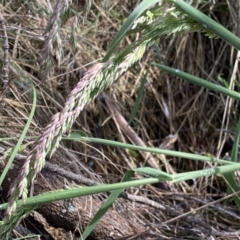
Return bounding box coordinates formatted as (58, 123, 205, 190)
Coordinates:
(0, 10, 9, 106)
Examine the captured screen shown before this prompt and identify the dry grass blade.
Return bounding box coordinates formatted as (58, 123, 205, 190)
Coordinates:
(0, 10, 9, 107)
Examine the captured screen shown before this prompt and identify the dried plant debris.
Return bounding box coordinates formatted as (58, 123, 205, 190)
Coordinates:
(0, 0, 240, 239)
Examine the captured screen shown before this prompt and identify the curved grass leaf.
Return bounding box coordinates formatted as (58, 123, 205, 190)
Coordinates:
(80, 167, 172, 240)
(152, 63, 240, 100)
(103, 0, 160, 62)
(0, 176, 161, 212)
(0, 84, 37, 187)
(174, 0, 240, 50)
(80, 170, 134, 240)
(224, 118, 240, 209)
(67, 133, 234, 165)
(173, 164, 240, 183)
(134, 167, 173, 179)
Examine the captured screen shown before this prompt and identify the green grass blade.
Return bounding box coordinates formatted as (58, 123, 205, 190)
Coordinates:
(152, 63, 240, 100)
(231, 118, 240, 163)
(0, 177, 161, 211)
(224, 118, 240, 209)
(103, 0, 160, 62)
(80, 170, 135, 240)
(134, 167, 173, 180)
(80, 166, 172, 239)
(224, 173, 240, 209)
(67, 133, 234, 165)
(174, 0, 240, 50)
(128, 69, 149, 125)
(0, 84, 37, 186)
(172, 163, 240, 183)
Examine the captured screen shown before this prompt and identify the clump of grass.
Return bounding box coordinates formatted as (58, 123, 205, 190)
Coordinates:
(1, 0, 240, 239)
